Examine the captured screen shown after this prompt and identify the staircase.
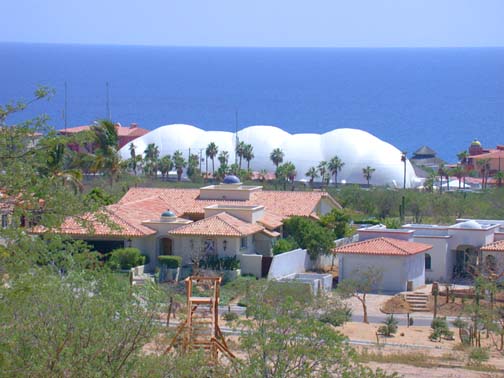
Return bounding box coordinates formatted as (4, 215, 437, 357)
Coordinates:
(404, 292, 430, 312)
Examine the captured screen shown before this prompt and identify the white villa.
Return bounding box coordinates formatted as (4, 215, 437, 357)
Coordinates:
(38, 175, 341, 271)
(334, 219, 504, 293)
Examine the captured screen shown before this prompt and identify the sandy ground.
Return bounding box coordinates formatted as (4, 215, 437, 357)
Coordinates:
(366, 362, 503, 378)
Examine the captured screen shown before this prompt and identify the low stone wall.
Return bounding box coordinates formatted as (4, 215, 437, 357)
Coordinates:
(239, 254, 263, 278)
(279, 272, 333, 295)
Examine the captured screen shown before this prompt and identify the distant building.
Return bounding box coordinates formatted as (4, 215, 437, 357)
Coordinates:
(58, 122, 149, 153)
(409, 145, 445, 176)
(467, 139, 504, 175)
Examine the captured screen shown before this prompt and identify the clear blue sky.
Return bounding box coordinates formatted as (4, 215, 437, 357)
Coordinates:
(2, 0, 504, 47)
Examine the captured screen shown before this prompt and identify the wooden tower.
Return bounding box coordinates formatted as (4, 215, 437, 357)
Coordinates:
(165, 276, 235, 363)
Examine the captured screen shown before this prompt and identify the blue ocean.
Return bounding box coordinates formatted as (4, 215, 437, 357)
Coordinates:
(1, 43, 503, 161)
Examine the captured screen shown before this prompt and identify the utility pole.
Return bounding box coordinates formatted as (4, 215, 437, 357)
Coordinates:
(401, 151, 407, 189)
(106, 82, 111, 120)
(234, 110, 239, 165)
(64, 81, 68, 130)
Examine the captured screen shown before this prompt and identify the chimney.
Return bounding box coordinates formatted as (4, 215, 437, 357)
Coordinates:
(130, 123, 138, 129)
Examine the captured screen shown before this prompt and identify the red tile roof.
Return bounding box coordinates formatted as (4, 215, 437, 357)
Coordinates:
(332, 237, 432, 256)
(40, 187, 340, 238)
(59, 124, 149, 137)
(481, 240, 504, 252)
(168, 212, 263, 237)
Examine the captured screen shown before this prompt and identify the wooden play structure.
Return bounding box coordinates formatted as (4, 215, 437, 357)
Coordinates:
(165, 276, 235, 363)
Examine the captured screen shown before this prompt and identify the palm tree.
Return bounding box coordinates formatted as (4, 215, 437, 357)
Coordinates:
(206, 142, 218, 177)
(129, 143, 138, 175)
(270, 148, 284, 168)
(328, 156, 344, 186)
(318, 161, 329, 186)
(243, 143, 254, 171)
(45, 142, 84, 193)
(276, 162, 296, 190)
(90, 120, 121, 186)
(158, 155, 173, 181)
(476, 158, 490, 189)
(495, 171, 504, 188)
(236, 141, 246, 169)
(362, 166, 375, 186)
(173, 150, 186, 181)
(218, 150, 229, 167)
(457, 150, 469, 187)
(305, 166, 319, 185)
(451, 165, 465, 189)
(437, 164, 446, 193)
(144, 143, 160, 177)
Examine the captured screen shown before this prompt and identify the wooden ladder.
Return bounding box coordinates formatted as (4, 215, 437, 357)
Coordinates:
(165, 276, 235, 363)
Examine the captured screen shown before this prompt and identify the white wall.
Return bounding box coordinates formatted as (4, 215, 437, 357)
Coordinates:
(267, 248, 311, 280)
(239, 254, 263, 278)
(413, 236, 451, 282)
(338, 253, 425, 293)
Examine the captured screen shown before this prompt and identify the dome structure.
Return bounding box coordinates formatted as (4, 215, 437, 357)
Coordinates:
(453, 220, 482, 229)
(161, 209, 176, 220)
(120, 124, 421, 188)
(222, 175, 241, 184)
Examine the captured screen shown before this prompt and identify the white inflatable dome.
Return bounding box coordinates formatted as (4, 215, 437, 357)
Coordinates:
(120, 124, 420, 188)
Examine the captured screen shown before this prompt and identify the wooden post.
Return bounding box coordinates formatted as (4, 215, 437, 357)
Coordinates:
(432, 282, 439, 319)
(167, 296, 173, 327)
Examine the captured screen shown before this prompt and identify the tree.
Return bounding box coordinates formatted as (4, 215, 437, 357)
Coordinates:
(173, 150, 186, 181)
(205, 142, 219, 177)
(143, 143, 160, 177)
(270, 148, 284, 168)
(158, 155, 173, 180)
(495, 171, 504, 188)
(218, 150, 230, 167)
(437, 163, 446, 193)
(452, 165, 465, 189)
(362, 166, 376, 186)
(305, 166, 319, 185)
(319, 208, 352, 239)
(243, 143, 254, 171)
(275, 162, 296, 190)
(337, 267, 383, 323)
(0, 268, 163, 377)
(318, 161, 329, 186)
(378, 315, 399, 337)
(328, 156, 345, 186)
(283, 216, 335, 260)
(187, 153, 200, 179)
(236, 141, 246, 169)
(90, 120, 122, 186)
(239, 281, 397, 378)
(476, 158, 491, 189)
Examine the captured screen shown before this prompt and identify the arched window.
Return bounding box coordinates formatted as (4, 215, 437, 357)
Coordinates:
(485, 255, 497, 273)
(425, 253, 432, 270)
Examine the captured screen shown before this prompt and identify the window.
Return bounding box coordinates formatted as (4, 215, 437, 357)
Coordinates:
(425, 253, 432, 270)
(1, 214, 7, 229)
(485, 255, 497, 273)
(240, 237, 248, 249)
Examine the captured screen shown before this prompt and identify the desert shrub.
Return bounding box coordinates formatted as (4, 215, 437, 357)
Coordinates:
(223, 312, 238, 321)
(319, 307, 352, 327)
(158, 255, 182, 269)
(200, 255, 240, 270)
(272, 237, 299, 255)
(378, 315, 399, 337)
(468, 347, 490, 366)
(107, 248, 144, 270)
(430, 317, 454, 341)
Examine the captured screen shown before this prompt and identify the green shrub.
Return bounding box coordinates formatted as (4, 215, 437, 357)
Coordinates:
(468, 347, 490, 366)
(272, 237, 299, 255)
(319, 307, 352, 327)
(430, 317, 454, 341)
(378, 315, 399, 337)
(108, 248, 145, 270)
(223, 312, 238, 321)
(158, 255, 182, 269)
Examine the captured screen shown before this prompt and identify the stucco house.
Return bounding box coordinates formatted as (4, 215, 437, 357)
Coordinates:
(344, 219, 504, 288)
(333, 233, 432, 293)
(36, 176, 341, 271)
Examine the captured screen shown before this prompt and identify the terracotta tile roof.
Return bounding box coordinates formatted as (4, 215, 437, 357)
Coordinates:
(43, 187, 340, 238)
(257, 211, 284, 230)
(59, 124, 149, 137)
(332, 237, 432, 256)
(168, 212, 263, 237)
(481, 240, 504, 252)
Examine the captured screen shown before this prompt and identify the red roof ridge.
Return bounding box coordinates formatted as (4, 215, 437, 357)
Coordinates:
(332, 237, 432, 256)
